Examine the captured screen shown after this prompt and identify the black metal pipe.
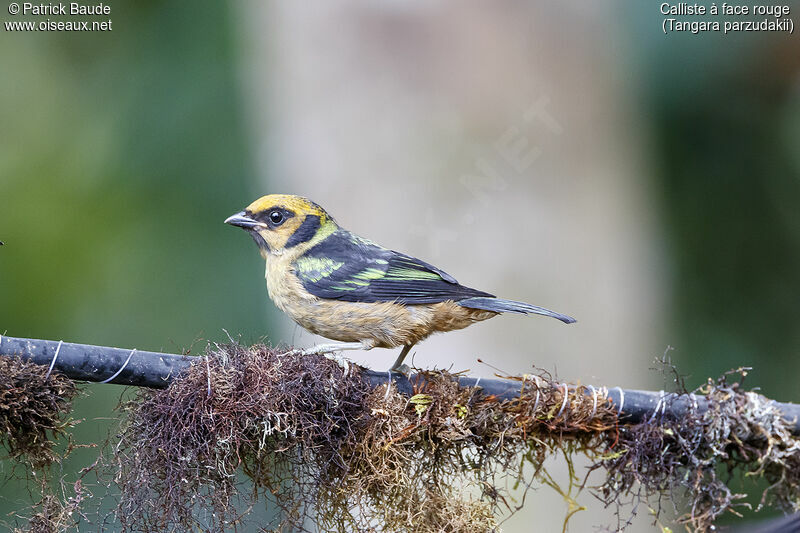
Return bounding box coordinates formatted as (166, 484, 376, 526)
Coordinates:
(0, 335, 190, 389)
(1, 335, 798, 434)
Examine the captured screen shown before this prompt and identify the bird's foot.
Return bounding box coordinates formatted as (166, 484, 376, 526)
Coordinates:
(388, 345, 414, 376)
(389, 363, 411, 376)
(324, 352, 352, 377)
(294, 342, 373, 377)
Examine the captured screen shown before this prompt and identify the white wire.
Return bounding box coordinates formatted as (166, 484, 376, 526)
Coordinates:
(650, 390, 666, 422)
(384, 371, 392, 400)
(588, 385, 598, 420)
(556, 383, 569, 417)
(100, 349, 136, 384)
(45, 340, 63, 379)
(614, 386, 625, 415)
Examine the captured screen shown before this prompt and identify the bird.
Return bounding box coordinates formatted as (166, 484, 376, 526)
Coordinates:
(225, 194, 575, 372)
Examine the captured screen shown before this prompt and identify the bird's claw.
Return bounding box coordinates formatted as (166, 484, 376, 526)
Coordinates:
(389, 363, 411, 376)
(288, 345, 354, 376)
(324, 352, 351, 377)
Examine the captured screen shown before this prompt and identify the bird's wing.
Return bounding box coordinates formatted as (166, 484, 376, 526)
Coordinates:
(294, 230, 493, 304)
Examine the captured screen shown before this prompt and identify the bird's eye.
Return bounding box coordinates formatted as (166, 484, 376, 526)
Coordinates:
(269, 210, 284, 225)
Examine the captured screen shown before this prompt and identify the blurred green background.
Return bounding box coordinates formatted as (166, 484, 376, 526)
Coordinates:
(645, 34, 800, 394)
(0, 1, 271, 528)
(1, 1, 798, 531)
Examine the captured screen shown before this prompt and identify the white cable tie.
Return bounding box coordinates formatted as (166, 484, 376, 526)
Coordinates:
(650, 390, 665, 422)
(384, 370, 392, 401)
(588, 385, 598, 420)
(614, 386, 625, 415)
(532, 376, 541, 414)
(557, 382, 569, 418)
(45, 340, 63, 379)
(101, 349, 136, 384)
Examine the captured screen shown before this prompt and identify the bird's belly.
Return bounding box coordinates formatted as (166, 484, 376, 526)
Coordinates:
(286, 299, 426, 347)
(281, 295, 497, 348)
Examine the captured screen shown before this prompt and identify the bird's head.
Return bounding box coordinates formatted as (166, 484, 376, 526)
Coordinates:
(225, 194, 338, 257)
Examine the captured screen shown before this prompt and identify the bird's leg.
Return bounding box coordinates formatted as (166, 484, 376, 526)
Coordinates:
(389, 344, 414, 374)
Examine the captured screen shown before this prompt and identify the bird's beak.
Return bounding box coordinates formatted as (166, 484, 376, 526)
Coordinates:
(224, 211, 261, 230)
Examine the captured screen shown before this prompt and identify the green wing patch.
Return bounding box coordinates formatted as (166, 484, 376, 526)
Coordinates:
(294, 230, 493, 304)
(295, 256, 344, 283)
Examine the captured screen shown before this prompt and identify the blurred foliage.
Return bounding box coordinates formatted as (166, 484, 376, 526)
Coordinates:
(643, 32, 800, 399)
(641, 28, 800, 527)
(0, 0, 270, 524)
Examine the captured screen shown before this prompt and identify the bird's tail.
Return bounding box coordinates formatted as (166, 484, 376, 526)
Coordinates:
(458, 297, 576, 324)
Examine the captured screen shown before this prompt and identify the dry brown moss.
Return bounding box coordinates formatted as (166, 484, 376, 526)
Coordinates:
(0, 356, 79, 469)
(111, 344, 800, 532)
(318, 371, 622, 533)
(113, 344, 372, 532)
(4, 341, 796, 531)
(0, 356, 84, 533)
(597, 370, 800, 531)
(113, 344, 619, 532)
(13, 479, 88, 533)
